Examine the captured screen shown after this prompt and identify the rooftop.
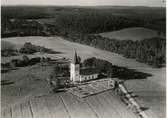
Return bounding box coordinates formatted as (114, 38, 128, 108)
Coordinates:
(80, 68, 99, 75)
(72, 51, 80, 64)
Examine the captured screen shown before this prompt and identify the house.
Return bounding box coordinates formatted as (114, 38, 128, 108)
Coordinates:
(70, 51, 99, 82)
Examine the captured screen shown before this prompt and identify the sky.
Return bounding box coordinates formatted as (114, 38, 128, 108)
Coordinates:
(1, 0, 165, 7)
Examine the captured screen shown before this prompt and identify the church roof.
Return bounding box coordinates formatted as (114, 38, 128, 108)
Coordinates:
(80, 68, 99, 75)
(72, 51, 80, 64)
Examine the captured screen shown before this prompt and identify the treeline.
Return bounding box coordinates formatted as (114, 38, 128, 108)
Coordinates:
(65, 34, 165, 67)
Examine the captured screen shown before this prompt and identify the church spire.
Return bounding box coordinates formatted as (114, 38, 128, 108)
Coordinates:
(72, 50, 80, 64)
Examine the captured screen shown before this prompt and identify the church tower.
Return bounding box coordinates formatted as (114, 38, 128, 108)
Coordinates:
(70, 51, 80, 82)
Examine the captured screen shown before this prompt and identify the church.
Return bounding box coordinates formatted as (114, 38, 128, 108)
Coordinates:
(70, 51, 99, 82)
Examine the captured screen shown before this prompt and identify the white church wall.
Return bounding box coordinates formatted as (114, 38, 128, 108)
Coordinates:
(79, 73, 99, 82)
(70, 63, 80, 82)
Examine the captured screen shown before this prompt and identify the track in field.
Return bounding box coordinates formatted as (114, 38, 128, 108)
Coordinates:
(2, 91, 141, 118)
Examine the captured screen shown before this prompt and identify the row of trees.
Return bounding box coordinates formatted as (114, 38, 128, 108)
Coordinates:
(20, 42, 58, 54)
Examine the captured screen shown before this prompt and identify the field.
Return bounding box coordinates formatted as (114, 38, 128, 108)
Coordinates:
(2, 91, 141, 118)
(2, 36, 166, 118)
(1, 40, 19, 50)
(99, 27, 165, 41)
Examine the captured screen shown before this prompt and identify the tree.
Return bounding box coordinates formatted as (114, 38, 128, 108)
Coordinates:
(107, 65, 113, 78)
(48, 66, 61, 92)
(22, 55, 29, 64)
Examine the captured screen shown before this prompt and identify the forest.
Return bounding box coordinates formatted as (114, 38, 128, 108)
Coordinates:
(1, 6, 166, 67)
(2, 6, 165, 36)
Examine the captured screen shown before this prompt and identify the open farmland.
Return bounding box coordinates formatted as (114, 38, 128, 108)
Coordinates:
(99, 27, 165, 41)
(2, 36, 166, 118)
(2, 91, 140, 118)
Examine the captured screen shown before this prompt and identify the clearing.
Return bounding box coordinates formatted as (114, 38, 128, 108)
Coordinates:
(99, 27, 165, 41)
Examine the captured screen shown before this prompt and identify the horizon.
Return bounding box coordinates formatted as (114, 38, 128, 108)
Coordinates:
(1, 4, 166, 8)
(1, 0, 165, 7)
